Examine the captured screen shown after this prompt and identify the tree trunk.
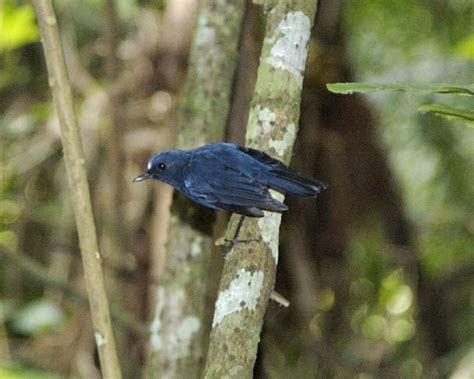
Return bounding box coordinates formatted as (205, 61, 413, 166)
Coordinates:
(146, 0, 245, 377)
(204, 1, 319, 377)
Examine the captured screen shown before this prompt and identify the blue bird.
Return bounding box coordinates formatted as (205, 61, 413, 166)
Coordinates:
(133, 143, 327, 253)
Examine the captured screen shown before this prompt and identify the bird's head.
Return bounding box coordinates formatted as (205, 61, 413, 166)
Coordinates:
(133, 150, 186, 188)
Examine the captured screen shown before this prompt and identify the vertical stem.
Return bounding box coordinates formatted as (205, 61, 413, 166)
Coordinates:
(104, 0, 128, 257)
(32, 1, 121, 378)
(0, 314, 11, 361)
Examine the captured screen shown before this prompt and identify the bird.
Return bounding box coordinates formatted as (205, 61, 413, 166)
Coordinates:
(133, 142, 327, 253)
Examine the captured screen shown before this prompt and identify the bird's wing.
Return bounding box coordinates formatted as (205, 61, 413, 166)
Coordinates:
(236, 145, 327, 196)
(184, 159, 287, 216)
(235, 145, 287, 169)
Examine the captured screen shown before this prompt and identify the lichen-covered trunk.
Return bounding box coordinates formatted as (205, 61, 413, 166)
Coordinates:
(204, 1, 319, 377)
(146, 0, 244, 378)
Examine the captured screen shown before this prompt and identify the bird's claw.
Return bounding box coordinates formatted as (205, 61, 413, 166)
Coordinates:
(222, 238, 259, 256)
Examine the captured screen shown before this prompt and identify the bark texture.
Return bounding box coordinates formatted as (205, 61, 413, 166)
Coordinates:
(147, 0, 245, 377)
(204, 1, 319, 377)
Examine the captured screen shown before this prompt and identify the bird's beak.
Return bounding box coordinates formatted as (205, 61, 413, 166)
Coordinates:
(133, 172, 150, 182)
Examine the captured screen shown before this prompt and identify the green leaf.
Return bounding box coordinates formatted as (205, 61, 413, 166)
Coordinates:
(418, 104, 474, 125)
(0, 2, 39, 52)
(327, 82, 474, 96)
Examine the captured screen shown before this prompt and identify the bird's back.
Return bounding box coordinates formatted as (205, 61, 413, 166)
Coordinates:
(138, 143, 326, 217)
(183, 144, 288, 216)
(191, 143, 327, 197)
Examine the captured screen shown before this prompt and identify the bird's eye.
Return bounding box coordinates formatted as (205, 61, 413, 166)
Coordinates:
(158, 162, 166, 170)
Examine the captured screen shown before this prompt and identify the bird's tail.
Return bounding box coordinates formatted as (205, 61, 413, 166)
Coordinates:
(266, 167, 327, 197)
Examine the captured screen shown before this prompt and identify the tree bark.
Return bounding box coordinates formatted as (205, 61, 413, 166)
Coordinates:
(146, 0, 245, 377)
(204, 1, 319, 377)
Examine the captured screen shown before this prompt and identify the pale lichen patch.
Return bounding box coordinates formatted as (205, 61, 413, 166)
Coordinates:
(247, 105, 276, 141)
(195, 15, 216, 47)
(190, 235, 203, 257)
(228, 365, 245, 376)
(258, 107, 277, 134)
(258, 191, 283, 263)
(212, 269, 264, 327)
(269, 123, 296, 157)
(150, 287, 201, 360)
(94, 332, 105, 347)
(176, 316, 201, 342)
(149, 287, 166, 351)
(265, 11, 311, 87)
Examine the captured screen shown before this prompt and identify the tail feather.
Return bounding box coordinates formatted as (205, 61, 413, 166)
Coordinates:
(267, 168, 327, 197)
(235, 144, 328, 197)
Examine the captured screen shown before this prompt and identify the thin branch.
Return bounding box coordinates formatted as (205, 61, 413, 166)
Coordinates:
(32, 1, 122, 378)
(104, 0, 128, 258)
(269, 290, 290, 308)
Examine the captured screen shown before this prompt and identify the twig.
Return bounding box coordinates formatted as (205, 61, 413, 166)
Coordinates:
(269, 291, 290, 308)
(32, 1, 122, 377)
(104, 0, 128, 259)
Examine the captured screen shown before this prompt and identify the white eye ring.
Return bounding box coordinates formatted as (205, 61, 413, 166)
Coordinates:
(147, 161, 153, 171)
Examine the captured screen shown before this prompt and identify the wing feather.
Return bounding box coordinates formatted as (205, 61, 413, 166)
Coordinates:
(236, 145, 327, 196)
(183, 158, 287, 216)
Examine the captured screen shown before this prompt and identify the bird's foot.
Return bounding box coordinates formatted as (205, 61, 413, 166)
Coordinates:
(223, 238, 259, 255)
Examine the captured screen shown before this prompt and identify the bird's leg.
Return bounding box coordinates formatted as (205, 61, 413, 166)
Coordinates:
(223, 215, 258, 255)
(223, 215, 245, 255)
(232, 214, 245, 241)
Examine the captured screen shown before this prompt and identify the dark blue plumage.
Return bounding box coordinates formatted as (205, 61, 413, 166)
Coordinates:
(134, 143, 327, 217)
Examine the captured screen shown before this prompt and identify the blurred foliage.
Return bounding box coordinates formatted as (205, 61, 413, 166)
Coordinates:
(341, 0, 474, 376)
(0, 1, 39, 91)
(344, 0, 473, 77)
(347, 231, 415, 344)
(0, 362, 63, 379)
(0, 0, 472, 377)
(455, 33, 474, 58)
(0, 2, 38, 52)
